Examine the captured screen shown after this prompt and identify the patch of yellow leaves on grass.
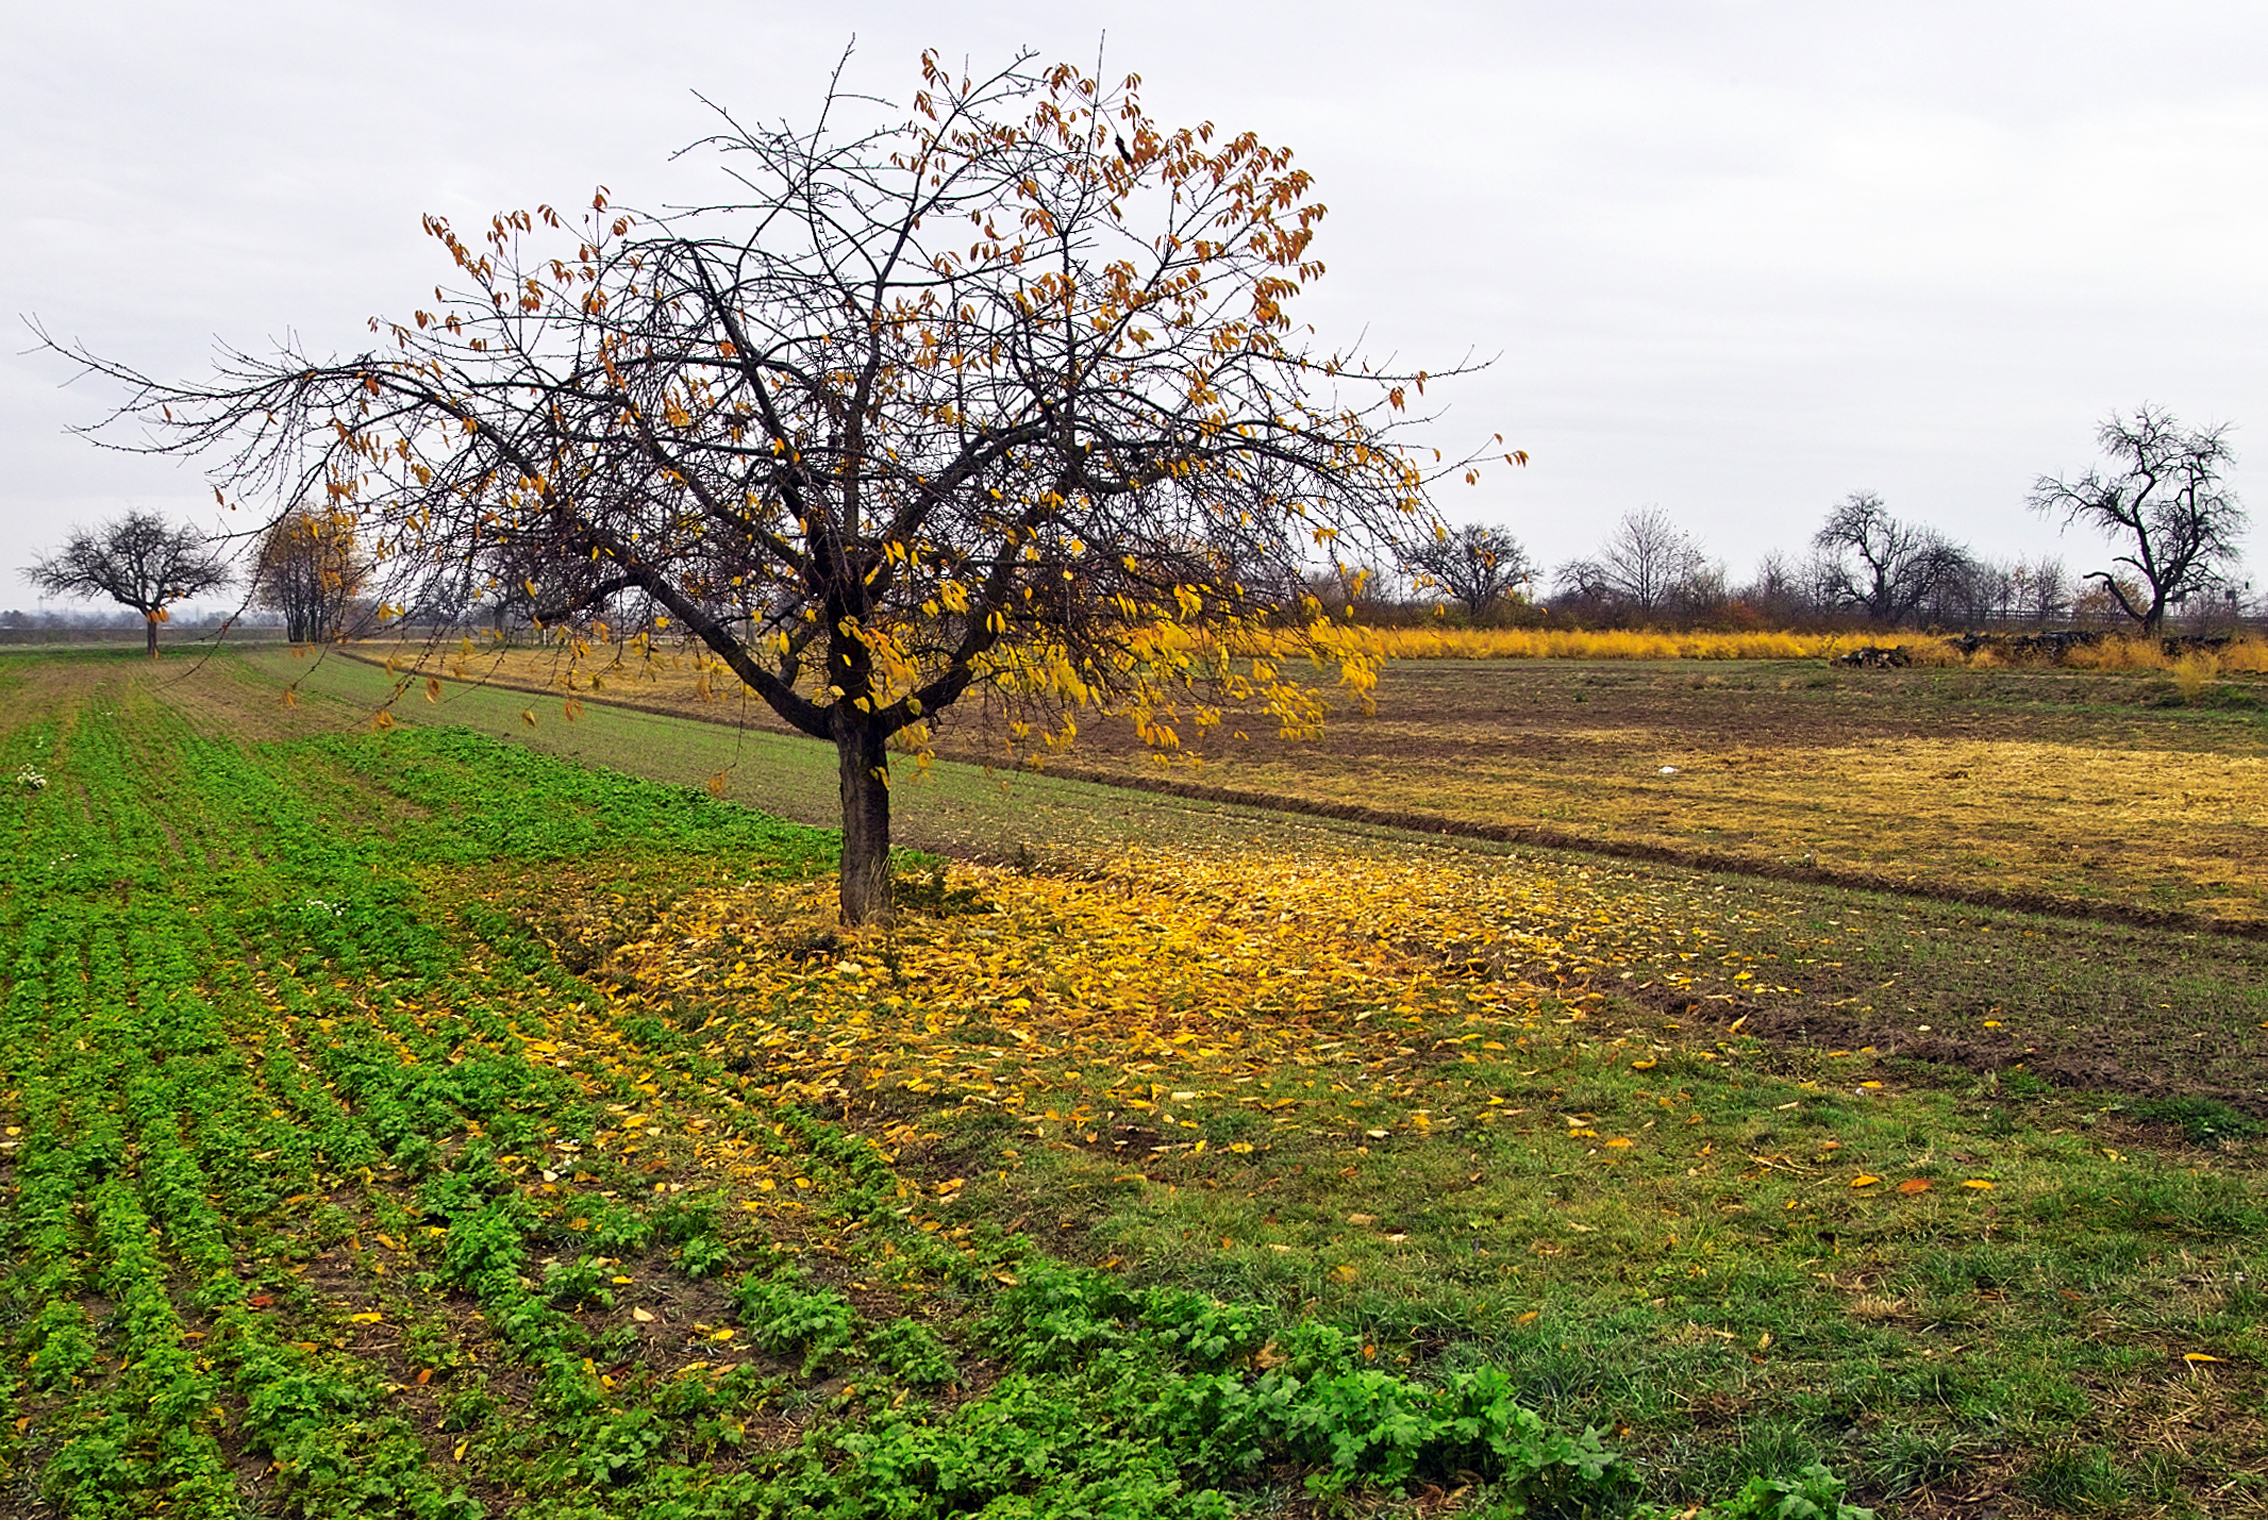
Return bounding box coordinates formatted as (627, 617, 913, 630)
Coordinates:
(575, 841, 1748, 1121)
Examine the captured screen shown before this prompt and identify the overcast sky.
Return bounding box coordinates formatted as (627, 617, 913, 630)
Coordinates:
(7, 0, 2266, 608)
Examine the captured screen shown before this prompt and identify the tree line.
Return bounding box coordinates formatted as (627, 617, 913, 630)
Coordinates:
(1390, 406, 2251, 635)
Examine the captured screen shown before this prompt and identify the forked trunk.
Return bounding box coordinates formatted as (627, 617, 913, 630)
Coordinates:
(836, 720, 892, 926)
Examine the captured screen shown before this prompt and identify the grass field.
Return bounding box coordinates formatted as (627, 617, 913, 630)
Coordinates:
(351, 638, 2268, 930)
(2, 646, 2264, 1518)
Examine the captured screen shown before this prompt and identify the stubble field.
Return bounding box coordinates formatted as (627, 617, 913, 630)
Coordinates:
(0, 645, 2262, 1518)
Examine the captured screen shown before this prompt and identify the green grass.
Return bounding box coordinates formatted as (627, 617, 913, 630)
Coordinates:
(2, 648, 2263, 1516)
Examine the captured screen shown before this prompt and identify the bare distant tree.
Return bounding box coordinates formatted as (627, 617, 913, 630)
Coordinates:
(2028, 405, 2249, 634)
(1996, 555, 2069, 626)
(1557, 507, 1705, 619)
(1810, 492, 1971, 627)
(25, 510, 230, 658)
(253, 507, 370, 643)
(1400, 522, 1532, 619)
(1738, 548, 1843, 625)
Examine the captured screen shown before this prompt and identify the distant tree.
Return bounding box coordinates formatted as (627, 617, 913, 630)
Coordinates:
(1557, 507, 1705, 620)
(43, 51, 1495, 924)
(1989, 555, 2069, 626)
(25, 510, 230, 658)
(1810, 492, 1972, 627)
(2027, 405, 2249, 634)
(1737, 549, 1839, 627)
(253, 507, 369, 643)
(1401, 522, 1532, 619)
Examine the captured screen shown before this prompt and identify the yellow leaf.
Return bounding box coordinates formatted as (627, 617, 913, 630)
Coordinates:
(1963, 1179, 1996, 1190)
(1604, 1137, 1634, 1149)
(348, 1312, 384, 1324)
(633, 1308, 656, 1323)
(1631, 1058, 1656, 1070)
(709, 1327, 736, 1342)
(1850, 1175, 1881, 1188)
(2183, 1352, 2223, 1363)
(1516, 1310, 1539, 1325)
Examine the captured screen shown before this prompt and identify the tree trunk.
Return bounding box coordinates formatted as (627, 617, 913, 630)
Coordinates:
(145, 616, 160, 659)
(836, 719, 893, 926)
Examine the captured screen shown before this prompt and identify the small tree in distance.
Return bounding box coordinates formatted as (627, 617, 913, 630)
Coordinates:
(2028, 405, 2249, 634)
(25, 510, 231, 658)
(45, 51, 1502, 924)
(253, 507, 369, 643)
(1557, 507, 1707, 622)
(1400, 522, 1532, 621)
(1810, 491, 1972, 627)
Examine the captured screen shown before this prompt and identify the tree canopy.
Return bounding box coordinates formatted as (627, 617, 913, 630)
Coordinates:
(1810, 491, 1972, 627)
(2028, 405, 2249, 634)
(45, 51, 1497, 921)
(253, 507, 369, 643)
(1556, 508, 1708, 621)
(1400, 522, 1531, 620)
(25, 510, 230, 657)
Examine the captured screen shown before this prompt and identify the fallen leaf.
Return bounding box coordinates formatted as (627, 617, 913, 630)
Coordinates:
(1962, 1179, 1996, 1190)
(1897, 1179, 1932, 1195)
(633, 1308, 656, 1323)
(1850, 1175, 1881, 1188)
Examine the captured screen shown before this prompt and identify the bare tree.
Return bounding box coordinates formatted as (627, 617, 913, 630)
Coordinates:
(2028, 405, 2249, 634)
(252, 507, 369, 643)
(1400, 522, 1532, 620)
(1737, 548, 1841, 626)
(1557, 507, 1705, 620)
(1810, 492, 1971, 627)
(42, 51, 1496, 923)
(1993, 555, 2068, 626)
(25, 510, 230, 658)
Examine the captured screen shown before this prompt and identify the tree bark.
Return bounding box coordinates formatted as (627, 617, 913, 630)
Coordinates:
(144, 616, 159, 659)
(835, 717, 893, 926)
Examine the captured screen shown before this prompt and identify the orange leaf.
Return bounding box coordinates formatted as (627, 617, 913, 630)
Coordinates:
(1897, 1179, 1932, 1195)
